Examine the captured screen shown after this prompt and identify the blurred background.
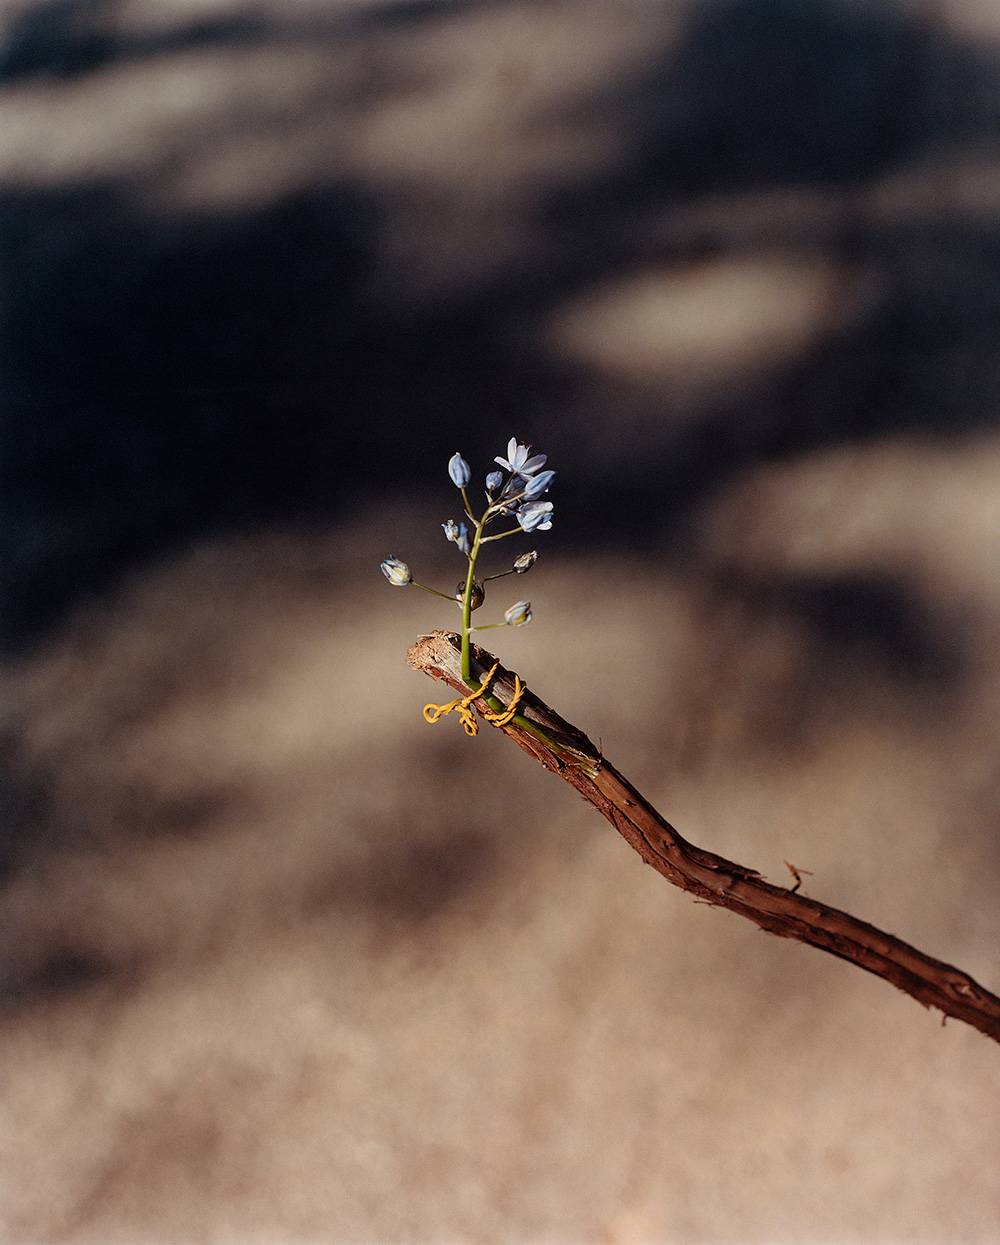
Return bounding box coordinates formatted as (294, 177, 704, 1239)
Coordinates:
(2, 0, 1000, 1240)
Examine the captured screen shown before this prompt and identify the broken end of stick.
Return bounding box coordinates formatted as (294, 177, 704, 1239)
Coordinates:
(406, 630, 602, 773)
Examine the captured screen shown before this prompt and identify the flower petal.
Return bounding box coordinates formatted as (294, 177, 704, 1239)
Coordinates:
(504, 599, 533, 626)
(523, 469, 554, 499)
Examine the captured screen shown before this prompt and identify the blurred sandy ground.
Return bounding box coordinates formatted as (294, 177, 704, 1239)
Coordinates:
(2, 0, 1000, 1241)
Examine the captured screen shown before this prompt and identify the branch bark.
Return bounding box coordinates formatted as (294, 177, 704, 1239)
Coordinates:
(407, 631, 1000, 1045)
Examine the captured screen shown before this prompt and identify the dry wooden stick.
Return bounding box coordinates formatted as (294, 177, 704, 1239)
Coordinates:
(408, 631, 1000, 1044)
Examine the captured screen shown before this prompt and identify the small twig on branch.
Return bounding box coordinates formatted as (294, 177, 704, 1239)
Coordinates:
(783, 860, 814, 894)
(407, 631, 1000, 1045)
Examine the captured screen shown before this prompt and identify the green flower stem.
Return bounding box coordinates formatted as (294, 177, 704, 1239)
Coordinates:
(460, 514, 487, 682)
(459, 486, 476, 524)
(481, 527, 522, 542)
(472, 688, 571, 759)
(458, 494, 532, 686)
(471, 621, 506, 631)
(482, 569, 516, 583)
(412, 581, 460, 603)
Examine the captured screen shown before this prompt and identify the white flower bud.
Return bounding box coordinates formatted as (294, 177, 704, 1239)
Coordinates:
(504, 600, 532, 626)
(380, 556, 412, 587)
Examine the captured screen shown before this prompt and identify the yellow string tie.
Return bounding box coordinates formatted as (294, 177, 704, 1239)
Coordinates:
(422, 662, 525, 737)
(483, 674, 524, 727)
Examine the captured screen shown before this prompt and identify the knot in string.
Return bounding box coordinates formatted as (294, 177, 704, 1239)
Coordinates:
(422, 662, 525, 737)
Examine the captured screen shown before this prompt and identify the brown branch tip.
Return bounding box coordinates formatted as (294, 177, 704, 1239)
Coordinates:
(407, 631, 1000, 1046)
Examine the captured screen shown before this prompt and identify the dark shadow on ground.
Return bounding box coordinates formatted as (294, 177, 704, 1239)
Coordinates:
(3, 0, 1000, 648)
(0, 0, 493, 81)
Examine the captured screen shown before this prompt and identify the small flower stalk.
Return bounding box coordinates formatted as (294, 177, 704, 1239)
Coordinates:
(380, 438, 557, 735)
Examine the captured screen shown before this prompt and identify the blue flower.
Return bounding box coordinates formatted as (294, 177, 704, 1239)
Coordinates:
(380, 556, 412, 586)
(516, 501, 554, 532)
(504, 600, 533, 626)
(443, 519, 470, 555)
(448, 452, 472, 488)
(522, 469, 555, 500)
(494, 438, 546, 477)
(485, 470, 504, 492)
